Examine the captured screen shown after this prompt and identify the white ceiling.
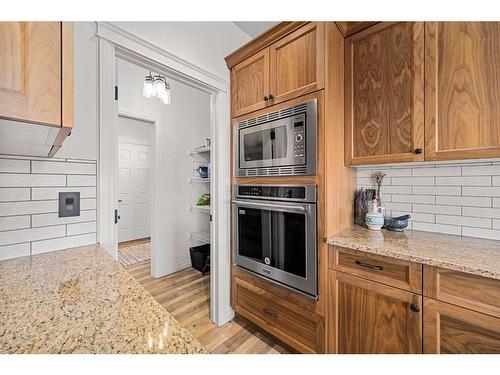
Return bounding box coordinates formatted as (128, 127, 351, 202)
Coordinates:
(233, 22, 279, 38)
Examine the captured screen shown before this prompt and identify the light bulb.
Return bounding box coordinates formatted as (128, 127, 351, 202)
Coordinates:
(143, 76, 155, 98)
(158, 83, 171, 104)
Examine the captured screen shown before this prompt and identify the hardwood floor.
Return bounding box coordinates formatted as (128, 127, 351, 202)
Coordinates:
(126, 260, 290, 354)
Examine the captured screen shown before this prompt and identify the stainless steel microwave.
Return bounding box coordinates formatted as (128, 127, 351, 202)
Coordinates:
(233, 99, 317, 177)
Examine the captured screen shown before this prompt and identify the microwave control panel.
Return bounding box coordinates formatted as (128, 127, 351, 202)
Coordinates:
(293, 114, 306, 163)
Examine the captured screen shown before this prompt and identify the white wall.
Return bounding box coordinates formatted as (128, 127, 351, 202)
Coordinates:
(0, 156, 97, 260)
(58, 22, 99, 160)
(110, 22, 250, 81)
(118, 59, 211, 274)
(356, 160, 500, 240)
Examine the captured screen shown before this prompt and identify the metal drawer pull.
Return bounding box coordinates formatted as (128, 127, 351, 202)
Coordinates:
(355, 260, 384, 271)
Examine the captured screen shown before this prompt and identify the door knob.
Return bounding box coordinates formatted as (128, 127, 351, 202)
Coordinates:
(410, 303, 420, 313)
(263, 96, 269, 101)
(268, 94, 274, 101)
(415, 148, 423, 154)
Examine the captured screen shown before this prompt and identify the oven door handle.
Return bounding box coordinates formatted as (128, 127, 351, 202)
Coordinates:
(232, 200, 307, 212)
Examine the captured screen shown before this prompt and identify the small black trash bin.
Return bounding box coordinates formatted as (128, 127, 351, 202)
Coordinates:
(190, 244, 210, 274)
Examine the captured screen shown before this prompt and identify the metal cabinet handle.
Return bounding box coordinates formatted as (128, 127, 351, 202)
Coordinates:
(415, 148, 423, 154)
(410, 303, 420, 313)
(232, 200, 306, 212)
(263, 96, 269, 101)
(268, 94, 274, 101)
(355, 260, 384, 271)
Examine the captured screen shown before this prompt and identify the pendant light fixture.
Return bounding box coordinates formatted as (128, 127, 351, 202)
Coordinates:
(143, 71, 171, 104)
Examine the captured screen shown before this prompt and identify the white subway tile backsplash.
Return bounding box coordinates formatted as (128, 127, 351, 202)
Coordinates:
(435, 195, 492, 207)
(462, 165, 500, 176)
(413, 222, 461, 236)
(493, 219, 500, 230)
(382, 186, 412, 194)
(392, 177, 434, 186)
(32, 233, 96, 255)
(0, 159, 30, 173)
(462, 207, 500, 219)
(0, 157, 97, 261)
(384, 202, 412, 212)
(493, 176, 500, 186)
(31, 186, 96, 200)
(494, 198, 500, 208)
(412, 186, 461, 196)
(0, 216, 30, 231)
(0, 225, 65, 246)
(462, 187, 500, 197)
(80, 198, 97, 210)
(412, 166, 461, 176)
(0, 243, 30, 261)
(436, 176, 491, 186)
(436, 215, 491, 228)
(0, 188, 30, 202)
(392, 194, 435, 204)
(0, 173, 66, 187)
(462, 227, 500, 241)
(67, 175, 96, 187)
(0, 200, 58, 216)
(413, 204, 461, 215)
(32, 210, 96, 227)
(32, 161, 96, 175)
(67, 221, 97, 236)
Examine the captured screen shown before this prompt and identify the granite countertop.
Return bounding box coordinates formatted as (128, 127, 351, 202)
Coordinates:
(0, 244, 206, 354)
(327, 226, 500, 280)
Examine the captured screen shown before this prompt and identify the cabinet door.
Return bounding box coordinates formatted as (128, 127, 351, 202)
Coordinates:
(328, 270, 422, 353)
(0, 22, 62, 126)
(345, 22, 424, 165)
(269, 22, 324, 105)
(425, 22, 500, 160)
(424, 298, 500, 354)
(231, 48, 270, 118)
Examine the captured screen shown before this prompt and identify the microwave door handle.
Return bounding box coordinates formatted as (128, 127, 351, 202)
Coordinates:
(232, 200, 306, 212)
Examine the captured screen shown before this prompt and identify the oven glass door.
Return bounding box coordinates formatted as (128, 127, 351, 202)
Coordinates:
(237, 206, 306, 277)
(233, 199, 317, 296)
(239, 117, 296, 170)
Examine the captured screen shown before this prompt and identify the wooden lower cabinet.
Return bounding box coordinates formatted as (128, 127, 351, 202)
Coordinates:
(232, 275, 321, 353)
(328, 270, 422, 353)
(424, 298, 500, 354)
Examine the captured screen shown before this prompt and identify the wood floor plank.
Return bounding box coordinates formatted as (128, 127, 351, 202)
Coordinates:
(125, 260, 289, 354)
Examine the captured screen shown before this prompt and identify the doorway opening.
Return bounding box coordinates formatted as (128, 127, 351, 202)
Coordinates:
(98, 25, 233, 326)
(117, 113, 154, 267)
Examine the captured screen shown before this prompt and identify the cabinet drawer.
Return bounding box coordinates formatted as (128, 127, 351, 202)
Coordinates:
(329, 246, 422, 293)
(232, 276, 318, 353)
(424, 266, 500, 318)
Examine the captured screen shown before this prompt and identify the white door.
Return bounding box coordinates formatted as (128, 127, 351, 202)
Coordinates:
(118, 141, 152, 242)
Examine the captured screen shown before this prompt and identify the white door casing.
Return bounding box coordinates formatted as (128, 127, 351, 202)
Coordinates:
(118, 141, 152, 242)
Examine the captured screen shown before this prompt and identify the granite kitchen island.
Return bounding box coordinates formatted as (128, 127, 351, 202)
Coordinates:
(0, 244, 206, 354)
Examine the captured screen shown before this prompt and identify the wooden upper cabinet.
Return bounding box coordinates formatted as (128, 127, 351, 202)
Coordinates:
(345, 22, 424, 165)
(328, 270, 422, 354)
(231, 48, 270, 118)
(425, 22, 500, 160)
(0, 22, 73, 128)
(269, 22, 324, 105)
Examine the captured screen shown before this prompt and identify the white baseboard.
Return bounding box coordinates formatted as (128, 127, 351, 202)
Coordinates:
(154, 259, 192, 278)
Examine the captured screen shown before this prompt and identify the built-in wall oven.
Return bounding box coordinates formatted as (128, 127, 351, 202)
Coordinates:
(232, 185, 317, 297)
(234, 99, 317, 177)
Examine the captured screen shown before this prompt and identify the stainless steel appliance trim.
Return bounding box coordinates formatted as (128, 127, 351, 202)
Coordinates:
(233, 99, 317, 177)
(232, 200, 306, 212)
(233, 184, 317, 203)
(232, 197, 317, 297)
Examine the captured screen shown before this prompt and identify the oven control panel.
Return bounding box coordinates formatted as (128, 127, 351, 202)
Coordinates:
(235, 185, 318, 203)
(293, 114, 306, 162)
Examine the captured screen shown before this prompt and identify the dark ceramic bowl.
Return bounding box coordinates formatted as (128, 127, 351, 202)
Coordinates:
(384, 216, 410, 232)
